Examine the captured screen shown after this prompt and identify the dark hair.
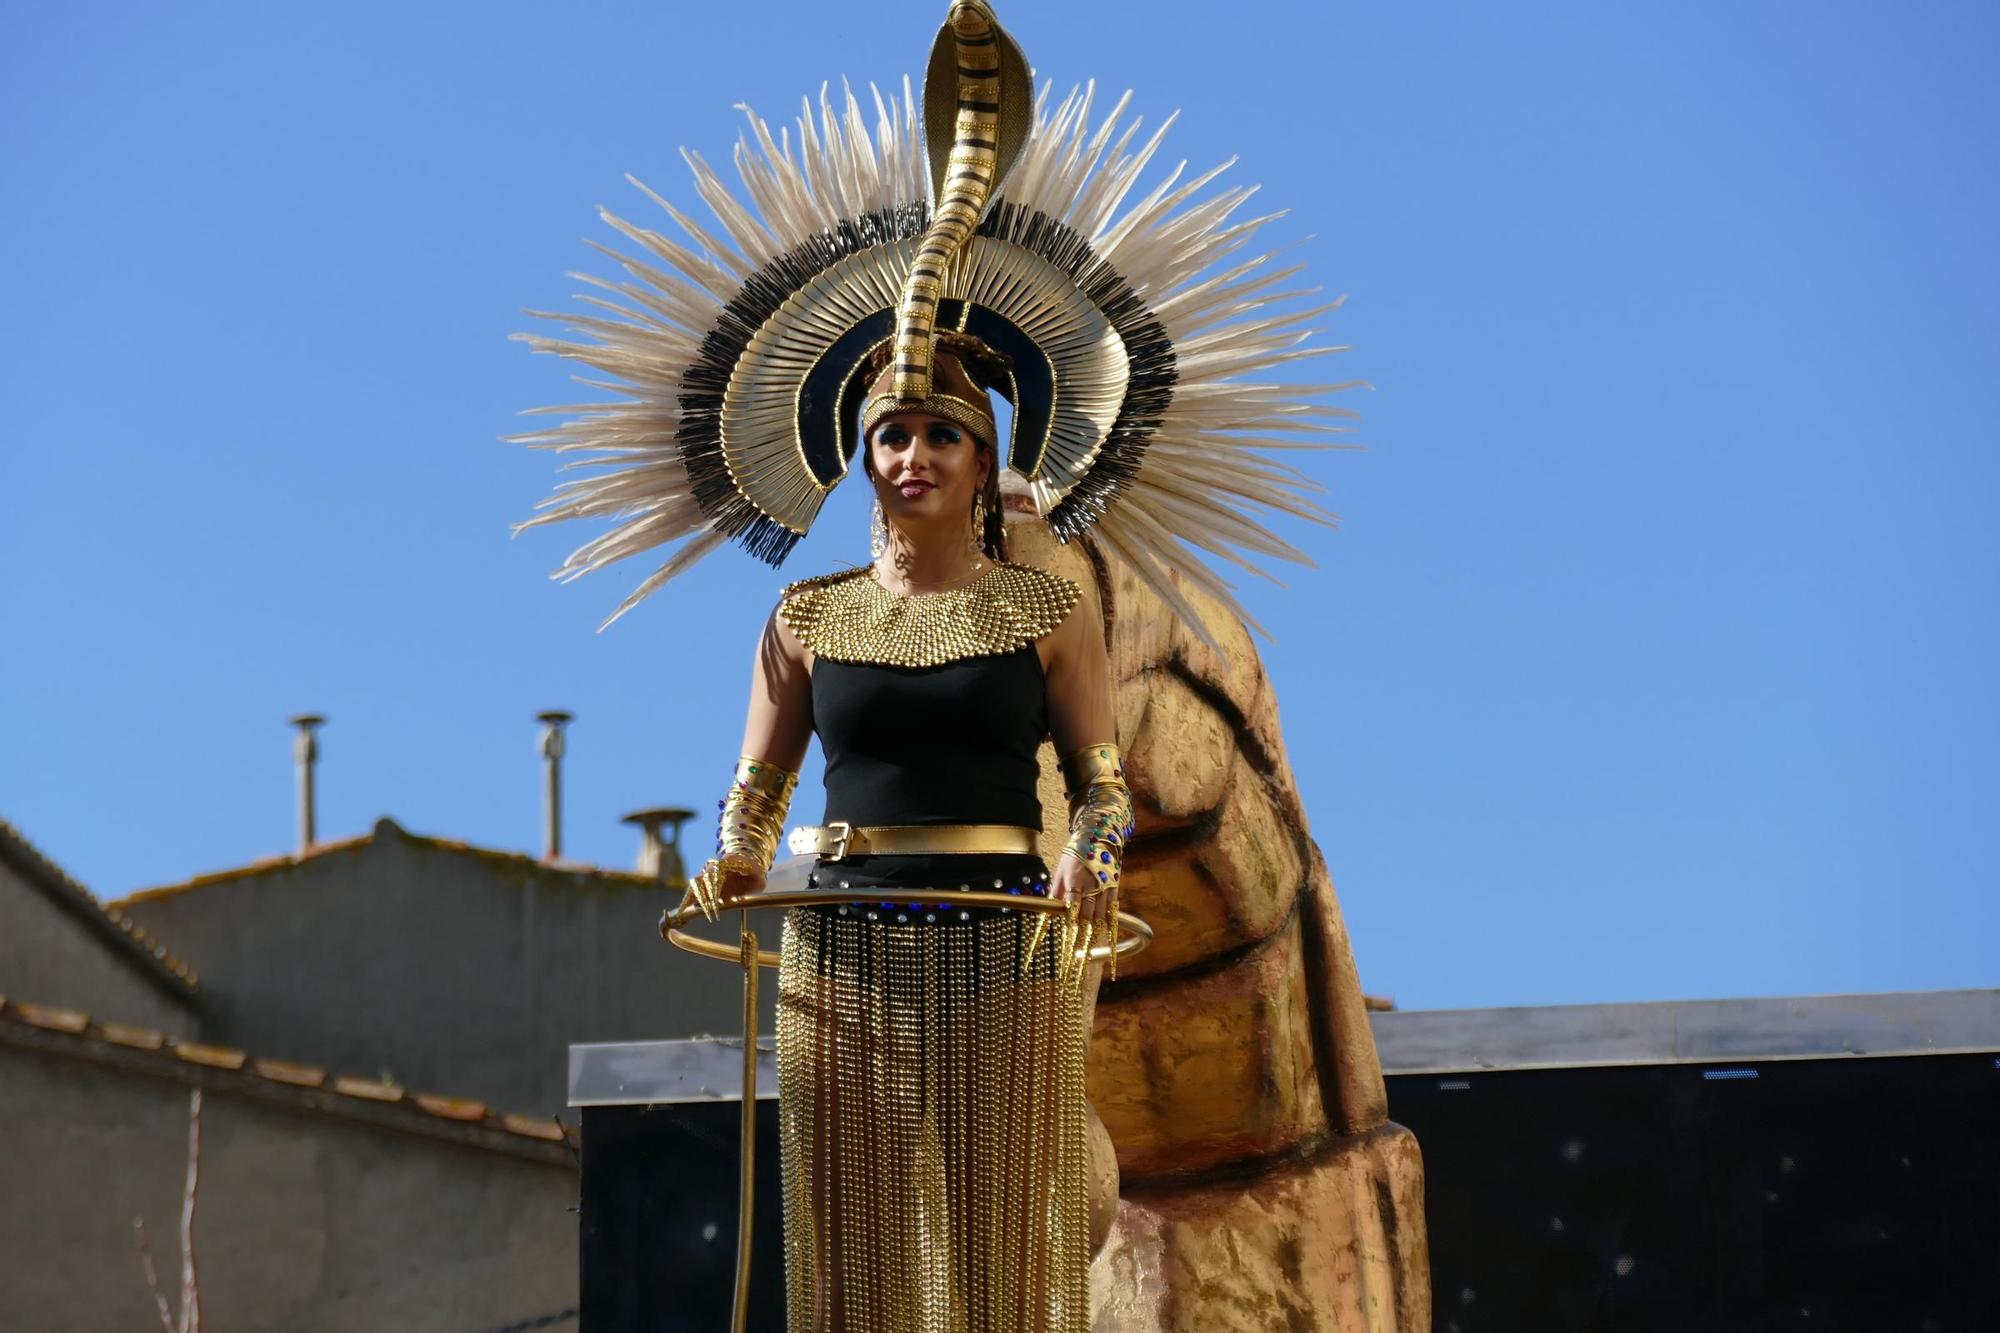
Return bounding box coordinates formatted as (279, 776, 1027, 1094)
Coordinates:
(977, 459, 1006, 561)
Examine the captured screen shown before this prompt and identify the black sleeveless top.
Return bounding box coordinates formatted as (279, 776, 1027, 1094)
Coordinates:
(811, 644, 1048, 828)
(803, 644, 1053, 911)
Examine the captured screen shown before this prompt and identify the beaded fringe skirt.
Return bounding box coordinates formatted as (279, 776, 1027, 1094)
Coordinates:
(776, 904, 1092, 1333)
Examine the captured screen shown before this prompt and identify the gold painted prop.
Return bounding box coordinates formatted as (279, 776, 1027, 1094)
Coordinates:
(1006, 522, 1431, 1332)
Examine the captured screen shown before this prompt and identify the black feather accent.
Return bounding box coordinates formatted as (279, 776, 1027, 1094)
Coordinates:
(976, 201, 1178, 542)
(675, 200, 931, 565)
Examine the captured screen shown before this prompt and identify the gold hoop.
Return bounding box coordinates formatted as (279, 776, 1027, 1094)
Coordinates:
(661, 886, 1153, 969)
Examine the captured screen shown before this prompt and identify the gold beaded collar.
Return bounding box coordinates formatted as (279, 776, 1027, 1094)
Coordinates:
(779, 562, 1081, 668)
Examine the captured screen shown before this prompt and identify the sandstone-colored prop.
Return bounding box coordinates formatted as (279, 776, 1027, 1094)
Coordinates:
(1115, 848, 1233, 977)
(1195, 757, 1305, 943)
(1300, 846, 1390, 1134)
(1087, 1107, 1121, 1257)
(1089, 913, 1325, 1176)
(1007, 517, 1430, 1332)
(1124, 671, 1236, 825)
(1091, 1127, 1431, 1333)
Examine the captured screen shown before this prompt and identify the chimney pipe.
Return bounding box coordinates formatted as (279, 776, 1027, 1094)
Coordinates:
(622, 806, 696, 884)
(537, 710, 574, 862)
(288, 714, 325, 856)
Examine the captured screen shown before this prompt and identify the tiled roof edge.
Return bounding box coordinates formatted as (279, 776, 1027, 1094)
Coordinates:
(0, 995, 579, 1165)
(0, 816, 201, 997)
(114, 829, 379, 906)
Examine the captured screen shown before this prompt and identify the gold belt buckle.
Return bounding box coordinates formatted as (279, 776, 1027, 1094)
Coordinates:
(823, 820, 854, 861)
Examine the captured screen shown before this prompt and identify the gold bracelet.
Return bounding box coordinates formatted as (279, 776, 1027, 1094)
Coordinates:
(1060, 742, 1134, 976)
(686, 755, 800, 922)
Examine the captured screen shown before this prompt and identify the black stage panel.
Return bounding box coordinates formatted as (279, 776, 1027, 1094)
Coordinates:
(1390, 1052, 1996, 1331)
(579, 1099, 786, 1333)
(575, 1038, 1997, 1330)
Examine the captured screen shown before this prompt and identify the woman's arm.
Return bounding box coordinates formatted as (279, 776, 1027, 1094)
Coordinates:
(1042, 592, 1117, 925)
(741, 606, 814, 771)
(1042, 589, 1112, 755)
(690, 606, 814, 909)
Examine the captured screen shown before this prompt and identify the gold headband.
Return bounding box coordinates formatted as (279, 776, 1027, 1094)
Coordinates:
(860, 392, 998, 451)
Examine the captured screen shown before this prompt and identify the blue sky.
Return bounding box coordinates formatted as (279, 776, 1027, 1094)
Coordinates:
(3, 1, 1994, 1011)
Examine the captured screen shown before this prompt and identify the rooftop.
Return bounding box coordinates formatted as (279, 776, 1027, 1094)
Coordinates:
(0, 815, 200, 995)
(112, 815, 671, 908)
(0, 993, 578, 1165)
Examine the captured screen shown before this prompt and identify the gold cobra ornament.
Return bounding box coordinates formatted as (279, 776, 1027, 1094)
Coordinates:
(891, 0, 1033, 406)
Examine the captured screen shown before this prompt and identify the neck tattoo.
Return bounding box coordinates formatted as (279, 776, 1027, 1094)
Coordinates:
(877, 520, 989, 595)
(875, 554, 989, 597)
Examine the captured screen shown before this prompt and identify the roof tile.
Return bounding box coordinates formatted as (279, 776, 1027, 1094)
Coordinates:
(414, 1092, 489, 1122)
(252, 1058, 327, 1087)
(17, 1002, 90, 1035)
(172, 1040, 248, 1071)
(499, 1113, 567, 1142)
(333, 1075, 405, 1103)
(100, 1023, 168, 1050)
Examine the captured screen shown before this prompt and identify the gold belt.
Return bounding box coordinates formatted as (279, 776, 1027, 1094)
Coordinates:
(786, 822, 1040, 862)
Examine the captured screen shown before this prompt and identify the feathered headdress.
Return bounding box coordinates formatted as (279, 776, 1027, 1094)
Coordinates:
(513, 0, 1357, 640)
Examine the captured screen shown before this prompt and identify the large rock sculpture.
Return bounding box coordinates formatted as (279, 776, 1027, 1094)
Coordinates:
(1011, 517, 1432, 1333)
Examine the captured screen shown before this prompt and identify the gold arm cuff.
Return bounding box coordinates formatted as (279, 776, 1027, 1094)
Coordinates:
(730, 754, 800, 800)
(1059, 742, 1126, 794)
(1059, 741, 1134, 977)
(687, 754, 801, 921)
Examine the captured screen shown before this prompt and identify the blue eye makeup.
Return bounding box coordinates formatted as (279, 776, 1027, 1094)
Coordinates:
(928, 425, 963, 444)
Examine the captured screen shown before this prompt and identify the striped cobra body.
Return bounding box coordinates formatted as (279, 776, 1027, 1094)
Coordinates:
(892, 0, 1006, 404)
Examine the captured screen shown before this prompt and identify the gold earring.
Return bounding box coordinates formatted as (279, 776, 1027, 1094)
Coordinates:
(969, 492, 987, 555)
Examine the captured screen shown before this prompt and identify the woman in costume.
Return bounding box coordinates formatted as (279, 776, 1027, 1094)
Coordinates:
(515, 3, 1350, 1327)
(692, 327, 1125, 1331)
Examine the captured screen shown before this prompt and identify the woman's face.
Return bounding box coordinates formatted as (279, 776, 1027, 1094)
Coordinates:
(867, 411, 990, 532)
